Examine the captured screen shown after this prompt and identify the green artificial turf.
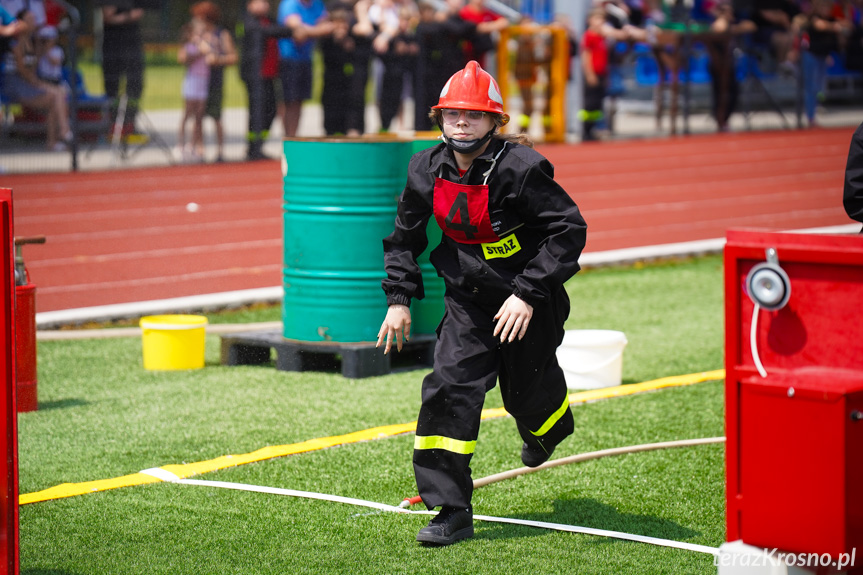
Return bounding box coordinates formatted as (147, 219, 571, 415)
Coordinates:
(19, 255, 726, 574)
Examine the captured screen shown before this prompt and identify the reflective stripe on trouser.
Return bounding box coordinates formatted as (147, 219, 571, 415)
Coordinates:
(413, 286, 574, 510)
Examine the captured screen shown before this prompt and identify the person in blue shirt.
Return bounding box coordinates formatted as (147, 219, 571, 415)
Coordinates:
(0, 5, 23, 100)
(277, 0, 334, 136)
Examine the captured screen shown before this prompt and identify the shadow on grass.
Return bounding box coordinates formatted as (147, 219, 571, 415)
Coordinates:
(477, 497, 702, 545)
(35, 398, 90, 411)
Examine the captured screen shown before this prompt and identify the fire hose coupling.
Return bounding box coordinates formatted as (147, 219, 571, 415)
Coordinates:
(14, 236, 46, 287)
(851, 410, 863, 422)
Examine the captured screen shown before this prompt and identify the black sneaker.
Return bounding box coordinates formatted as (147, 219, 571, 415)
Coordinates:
(521, 442, 554, 467)
(416, 506, 474, 546)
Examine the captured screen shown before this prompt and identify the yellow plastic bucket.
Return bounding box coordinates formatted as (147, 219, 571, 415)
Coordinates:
(140, 315, 208, 370)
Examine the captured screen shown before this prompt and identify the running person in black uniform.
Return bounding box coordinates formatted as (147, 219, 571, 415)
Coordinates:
(377, 60, 587, 546)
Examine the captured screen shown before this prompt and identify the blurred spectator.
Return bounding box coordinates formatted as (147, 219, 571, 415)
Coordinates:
(0, 0, 45, 27)
(1, 8, 70, 150)
(277, 0, 335, 137)
(841, 0, 863, 70)
(0, 4, 22, 99)
(241, 0, 281, 160)
(749, 0, 800, 67)
(177, 11, 216, 162)
(800, 0, 850, 127)
(707, 0, 756, 131)
(369, 0, 399, 41)
(378, 3, 418, 132)
(194, 1, 238, 162)
(319, 1, 374, 136)
(580, 7, 608, 141)
(413, 0, 498, 131)
(594, 0, 655, 134)
(101, 2, 145, 136)
(369, 0, 398, 127)
(621, 0, 652, 26)
(458, 0, 507, 68)
(35, 24, 62, 85)
(599, 0, 655, 43)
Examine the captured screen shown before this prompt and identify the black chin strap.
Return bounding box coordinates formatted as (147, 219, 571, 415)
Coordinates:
(440, 125, 496, 155)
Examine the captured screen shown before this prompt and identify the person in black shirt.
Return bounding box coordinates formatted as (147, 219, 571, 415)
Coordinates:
(101, 2, 145, 136)
(319, 1, 374, 136)
(241, 0, 281, 160)
(377, 5, 418, 132)
(413, 0, 503, 132)
(748, 0, 800, 66)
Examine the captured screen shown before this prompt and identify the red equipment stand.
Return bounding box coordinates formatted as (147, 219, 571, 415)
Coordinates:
(725, 229, 863, 570)
(0, 189, 19, 575)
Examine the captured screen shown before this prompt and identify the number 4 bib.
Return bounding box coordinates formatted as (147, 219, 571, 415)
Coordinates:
(433, 178, 499, 244)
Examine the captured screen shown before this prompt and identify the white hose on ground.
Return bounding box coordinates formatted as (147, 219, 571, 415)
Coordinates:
(140, 465, 721, 556)
(398, 436, 726, 509)
(474, 436, 726, 488)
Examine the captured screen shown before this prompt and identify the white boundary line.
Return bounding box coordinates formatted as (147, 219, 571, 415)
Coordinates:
(138, 468, 719, 556)
(36, 287, 283, 329)
(36, 224, 860, 329)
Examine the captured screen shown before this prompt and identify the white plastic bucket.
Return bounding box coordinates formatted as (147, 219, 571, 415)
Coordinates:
(557, 330, 628, 390)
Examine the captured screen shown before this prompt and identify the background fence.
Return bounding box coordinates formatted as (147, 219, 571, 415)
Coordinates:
(1, 0, 860, 174)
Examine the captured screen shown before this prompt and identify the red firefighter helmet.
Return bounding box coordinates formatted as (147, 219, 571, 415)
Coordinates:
(432, 60, 507, 116)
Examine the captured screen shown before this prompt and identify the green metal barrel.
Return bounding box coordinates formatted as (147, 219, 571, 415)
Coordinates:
(282, 137, 446, 343)
(283, 139, 407, 342)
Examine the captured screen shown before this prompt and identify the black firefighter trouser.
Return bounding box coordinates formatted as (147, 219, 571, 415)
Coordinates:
(413, 286, 575, 511)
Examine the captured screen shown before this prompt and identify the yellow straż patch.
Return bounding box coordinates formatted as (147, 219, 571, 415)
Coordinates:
(482, 233, 521, 259)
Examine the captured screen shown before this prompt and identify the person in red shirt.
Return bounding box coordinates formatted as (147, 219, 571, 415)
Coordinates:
(458, 0, 508, 67)
(43, 0, 65, 27)
(580, 7, 609, 141)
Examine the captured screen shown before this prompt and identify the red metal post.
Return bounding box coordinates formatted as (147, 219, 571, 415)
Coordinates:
(0, 189, 19, 575)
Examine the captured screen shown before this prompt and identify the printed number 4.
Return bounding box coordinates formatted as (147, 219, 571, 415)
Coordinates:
(445, 192, 479, 240)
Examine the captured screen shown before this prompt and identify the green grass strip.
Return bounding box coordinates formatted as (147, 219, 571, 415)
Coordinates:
(20, 369, 723, 506)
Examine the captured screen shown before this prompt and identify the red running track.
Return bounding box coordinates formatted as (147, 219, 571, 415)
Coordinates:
(3, 127, 857, 313)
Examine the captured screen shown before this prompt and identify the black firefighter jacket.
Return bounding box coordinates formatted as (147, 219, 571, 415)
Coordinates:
(382, 138, 588, 309)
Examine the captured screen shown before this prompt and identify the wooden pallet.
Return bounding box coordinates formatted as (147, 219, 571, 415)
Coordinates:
(220, 329, 436, 378)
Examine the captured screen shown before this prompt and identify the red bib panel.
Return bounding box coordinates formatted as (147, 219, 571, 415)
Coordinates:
(433, 178, 498, 244)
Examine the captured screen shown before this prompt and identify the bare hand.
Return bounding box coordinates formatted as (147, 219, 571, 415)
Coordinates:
(493, 295, 533, 343)
(376, 304, 411, 354)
